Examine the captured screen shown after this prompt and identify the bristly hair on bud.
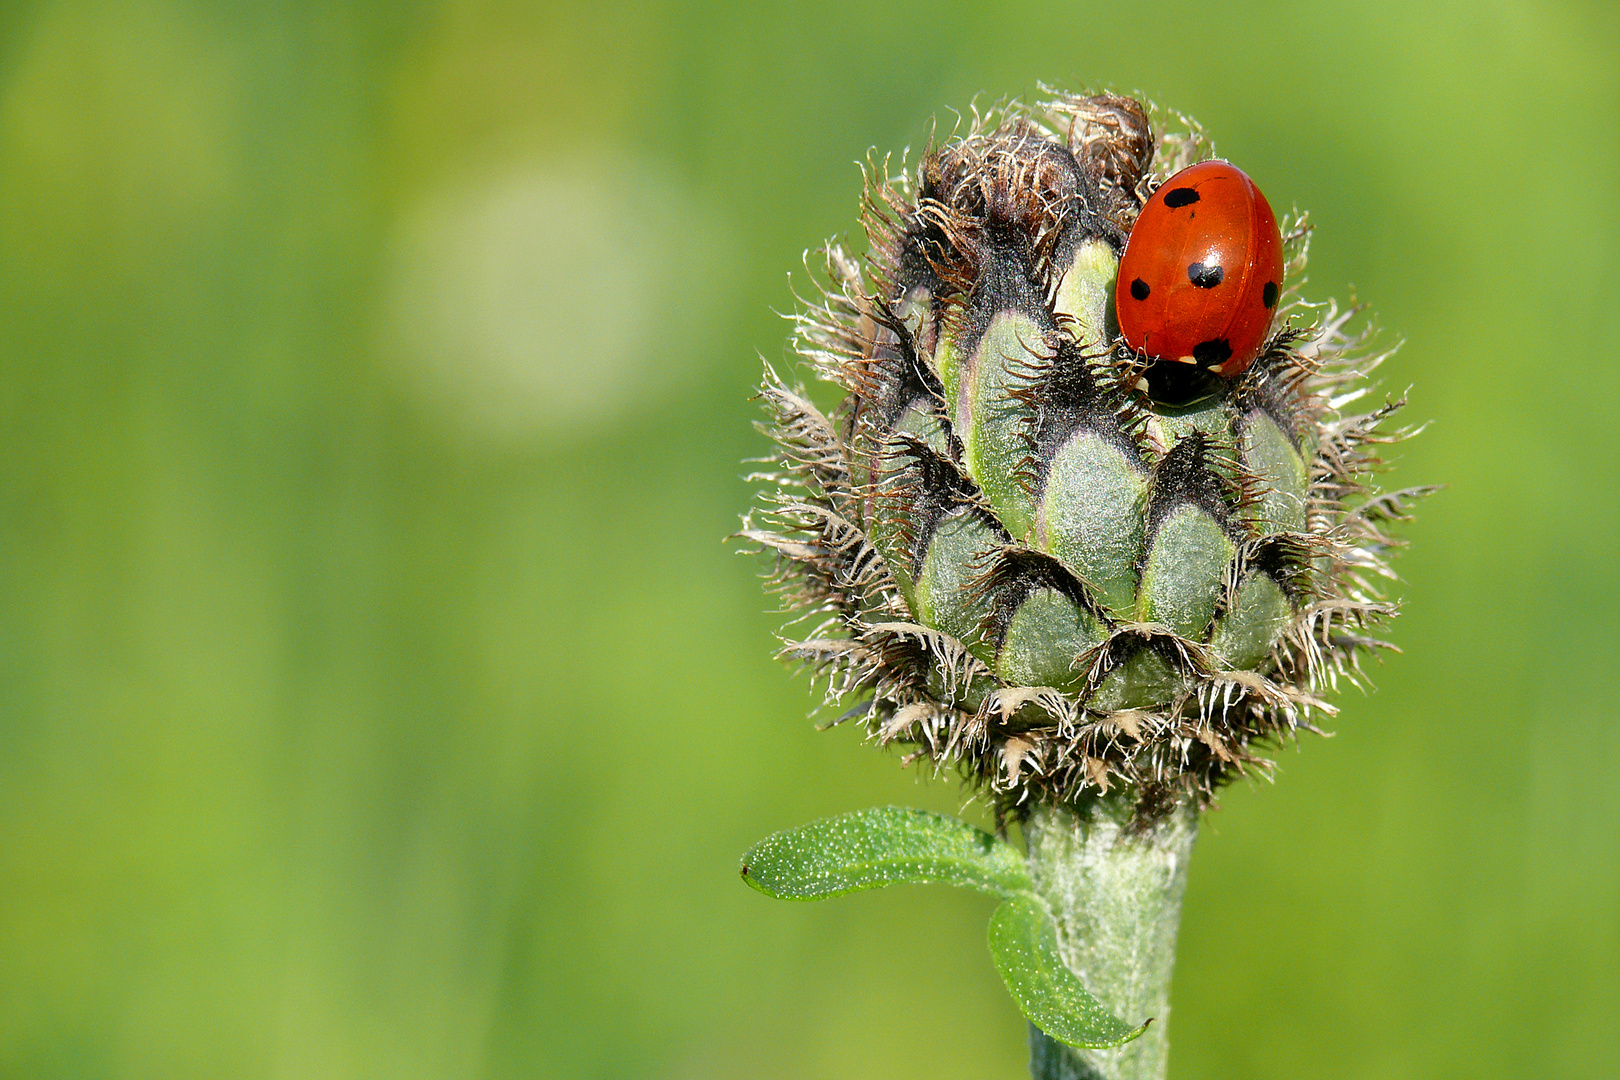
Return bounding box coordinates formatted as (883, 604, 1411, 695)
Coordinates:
(739, 90, 1432, 820)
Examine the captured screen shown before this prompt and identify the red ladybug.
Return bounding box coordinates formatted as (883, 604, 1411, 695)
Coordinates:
(1115, 160, 1284, 379)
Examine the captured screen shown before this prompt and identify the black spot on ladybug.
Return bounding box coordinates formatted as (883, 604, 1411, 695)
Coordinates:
(1187, 262, 1224, 288)
(1262, 281, 1279, 308)
(1163, 187, 1200, 209)
(1130, 278, 1151, 301)
(1192, 338, 1233, 366)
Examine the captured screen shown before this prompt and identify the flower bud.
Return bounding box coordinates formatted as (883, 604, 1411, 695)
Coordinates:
(743, 92, 1425, 811)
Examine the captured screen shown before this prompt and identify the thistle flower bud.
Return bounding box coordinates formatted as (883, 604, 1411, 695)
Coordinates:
(743, 92, 1425, 815)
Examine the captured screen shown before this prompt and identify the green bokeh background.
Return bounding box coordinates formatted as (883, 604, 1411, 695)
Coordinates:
(2, 1, 1616, 1077)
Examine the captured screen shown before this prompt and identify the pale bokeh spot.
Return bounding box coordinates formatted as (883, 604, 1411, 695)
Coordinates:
(383, 148, 737, 447)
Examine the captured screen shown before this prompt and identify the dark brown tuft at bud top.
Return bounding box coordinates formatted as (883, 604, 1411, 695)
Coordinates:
(740, 91, 1429, 817)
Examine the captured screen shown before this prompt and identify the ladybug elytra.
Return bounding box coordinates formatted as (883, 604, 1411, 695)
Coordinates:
(1115, 160, 1284, 379)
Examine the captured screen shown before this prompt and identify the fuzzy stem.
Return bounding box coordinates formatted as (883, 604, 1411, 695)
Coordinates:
(1024, 795, 1198, 1080)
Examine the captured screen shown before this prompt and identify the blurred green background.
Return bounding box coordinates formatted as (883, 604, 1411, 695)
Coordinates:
(1, 0, 1616, 1077)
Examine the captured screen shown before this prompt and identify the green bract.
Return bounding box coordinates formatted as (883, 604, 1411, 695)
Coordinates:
(742, 92, 1426, 811)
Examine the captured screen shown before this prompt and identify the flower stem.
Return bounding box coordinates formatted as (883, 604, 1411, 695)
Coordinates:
(1023, 795, 1198, 1080)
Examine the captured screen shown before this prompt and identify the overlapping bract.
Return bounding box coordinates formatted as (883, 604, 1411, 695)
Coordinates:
(742, 92, 1426, 812)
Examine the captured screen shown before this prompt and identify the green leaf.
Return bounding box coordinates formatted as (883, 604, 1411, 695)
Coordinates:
(739, 806, 1032, 900)
(987, 894, 1149, 1050)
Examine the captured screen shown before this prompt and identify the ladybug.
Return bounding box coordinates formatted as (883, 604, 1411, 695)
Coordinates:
(1115, 160, 1284, 379)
